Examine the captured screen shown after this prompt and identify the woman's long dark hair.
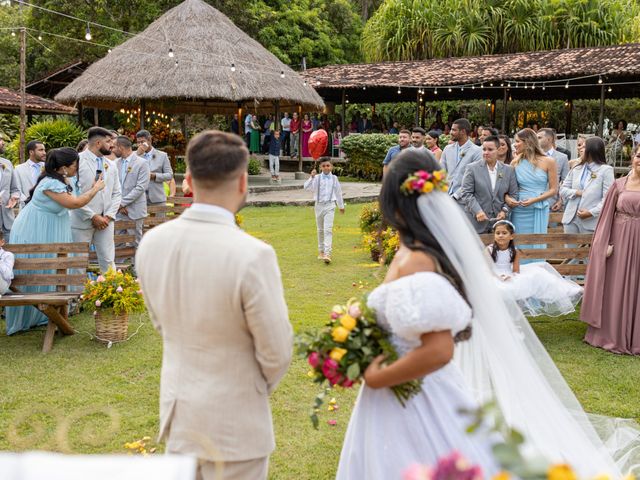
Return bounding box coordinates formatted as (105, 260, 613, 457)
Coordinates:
(490, 221, 517, 263)
(498, 134, 513, 164)
(581, 136, 606, 166)
(380, 149, 471, 342)
(26, 147, 77, 204)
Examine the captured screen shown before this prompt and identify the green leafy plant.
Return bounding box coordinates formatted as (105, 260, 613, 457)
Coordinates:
(80, 268, 146, 316)
(248, 156, 262, 175)
(174, 157, 187, 174)
(0, 114, 19, 142)
(5, 119, 85, 163)
(340, 133, 398, 180)
(359, 203, 399, 264)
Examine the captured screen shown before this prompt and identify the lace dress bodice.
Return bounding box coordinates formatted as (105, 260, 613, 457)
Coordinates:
(367, 272, 471, 356)
(490, 247, 514, 276)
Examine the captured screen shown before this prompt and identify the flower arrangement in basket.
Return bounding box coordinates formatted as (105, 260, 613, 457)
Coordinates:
(297, 296, 421, 428)
(80, 268, 146, 344)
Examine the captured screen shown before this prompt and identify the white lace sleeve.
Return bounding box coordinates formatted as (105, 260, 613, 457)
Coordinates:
(384, 272, 471, 341)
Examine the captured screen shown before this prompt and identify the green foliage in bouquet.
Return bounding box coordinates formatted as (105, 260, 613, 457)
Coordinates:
(5, 119, 85, 163)
(296, 296, 421, 429)
(340, 133, 398, 180)
(80, 268, 146, 316)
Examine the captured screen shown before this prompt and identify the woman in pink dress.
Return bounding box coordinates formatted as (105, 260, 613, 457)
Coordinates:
(301, 114, 313, 157)
(581, 146, 640, 354)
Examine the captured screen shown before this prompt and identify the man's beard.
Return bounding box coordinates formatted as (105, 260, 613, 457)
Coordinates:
(99, 146, 112, 156)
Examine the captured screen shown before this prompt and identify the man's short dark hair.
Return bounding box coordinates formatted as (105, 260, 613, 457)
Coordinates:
(411, 127, 426, 135)
(187, 130, 248, 187)
(116, 136, 132, 149)
(319, 157, 332, 165)
(399, 129, 411, 136)
(26, 140, 43, 154)
(483, 135, 500, 149)
(87, 126, 112, 142)
(483, 127, 499, 137)
(453, 118, 472, 135)
(136, 129, 151, 139)
(538, 128, 556, 141)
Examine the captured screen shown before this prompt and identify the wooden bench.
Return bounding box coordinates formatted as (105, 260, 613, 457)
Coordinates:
(478, 233, 592, 278)
(0, 242, 89, 353)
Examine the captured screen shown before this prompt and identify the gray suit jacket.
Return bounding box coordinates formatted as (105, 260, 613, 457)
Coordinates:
(14, 160, 44, 209)
(560, 163, 614, 230)
(144, 148, 173, 204)
(549, 149, 569, 204)
(440, 140, 482, 199)
(70, 149, 122, 229)
(0, 158, 20, 231)
(118, 153, 150, 220)
(460, 160, 519, 233)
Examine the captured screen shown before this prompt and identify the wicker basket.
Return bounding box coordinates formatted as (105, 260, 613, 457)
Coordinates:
(94, 310, 129, 344)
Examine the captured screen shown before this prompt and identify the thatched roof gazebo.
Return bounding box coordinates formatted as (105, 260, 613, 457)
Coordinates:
(55, 0, 324, 121)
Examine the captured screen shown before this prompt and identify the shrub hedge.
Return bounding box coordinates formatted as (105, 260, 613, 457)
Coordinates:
(340, 133, 398, 181)
(5, 119, 85, 163)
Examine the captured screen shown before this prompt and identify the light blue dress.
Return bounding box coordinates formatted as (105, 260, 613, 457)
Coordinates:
(5, 177, 73, 335)
(511, 159, 550, 262)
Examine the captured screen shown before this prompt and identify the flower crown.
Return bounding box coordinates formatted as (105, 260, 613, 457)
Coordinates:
(400, 169, 448, 195)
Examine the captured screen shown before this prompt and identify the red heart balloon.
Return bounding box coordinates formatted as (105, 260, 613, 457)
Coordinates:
(309, 129, 328, 160)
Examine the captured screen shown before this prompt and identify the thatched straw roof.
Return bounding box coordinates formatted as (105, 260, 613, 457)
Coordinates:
(55, 0, 324, 114)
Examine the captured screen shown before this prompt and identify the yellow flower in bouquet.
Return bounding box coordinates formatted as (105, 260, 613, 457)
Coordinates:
(548, 464, 577, 480)
(331, 326, 350, 343)
(330, 347, 347, 361)
(340, 314, 357, 331)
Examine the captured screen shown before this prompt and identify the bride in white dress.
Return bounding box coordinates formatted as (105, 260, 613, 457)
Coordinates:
(337, 150, 640, 479)
(337, 152, 499, 479)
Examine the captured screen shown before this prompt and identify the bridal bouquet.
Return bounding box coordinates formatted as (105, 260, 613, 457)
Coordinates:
(297, 297, 422, 428)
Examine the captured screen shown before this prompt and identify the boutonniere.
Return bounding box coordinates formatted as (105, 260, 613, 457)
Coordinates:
(460, 151, 466, 158)
(152, 154, 156, 160)
(0, 164, 5, 170)
(103, 163, 109, 170)
(127, 167, 132, 173)
(498, 172, 504, 178)
(41, 166, 45, 173)
(590, 172, 597, 179)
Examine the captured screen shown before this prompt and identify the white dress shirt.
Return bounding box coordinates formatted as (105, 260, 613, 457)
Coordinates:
(487, 164, 498, 191)
(190, 203, 235, 223)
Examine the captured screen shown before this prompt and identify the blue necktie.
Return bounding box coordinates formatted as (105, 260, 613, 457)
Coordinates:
(32, 164, 40, 183)
(579, 165, 591, 190)
(121, 159, 128, 187)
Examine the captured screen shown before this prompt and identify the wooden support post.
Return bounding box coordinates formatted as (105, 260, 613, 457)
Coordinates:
(237, 103, 243, 137)
(78, 102, 84, 127)
(297, 104, 303, 173)
(415, 90, 420, 126)
(140, 99, 146, 130)
(93, 108, 99, 126)
(490, 99, 496, 126)
(341, 89, 346, 135)
(19, 27, 26, 164)
(597, 85, 606, 137)
(501, 88, 508, 133)
(274, 100, 280, 132)
(565, 99, 573, 136)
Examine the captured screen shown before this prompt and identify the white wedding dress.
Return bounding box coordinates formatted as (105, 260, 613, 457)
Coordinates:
(336, 272, 499, 479)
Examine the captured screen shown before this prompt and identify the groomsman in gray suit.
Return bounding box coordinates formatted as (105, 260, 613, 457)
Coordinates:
(440, 118, 482, 202)
(537, 128, 569, 211)
(135, 130, 173, 206)
(14, 140, 46, 209)
(114, 136, 150, 247)
(71, 127, 122, 273)
(460, 136, 519, 234)
(0, 138, 20, 240)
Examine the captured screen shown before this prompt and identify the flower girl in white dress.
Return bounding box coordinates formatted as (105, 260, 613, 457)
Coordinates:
(487, 220, 583, 317)
(336, 151, 499, 479)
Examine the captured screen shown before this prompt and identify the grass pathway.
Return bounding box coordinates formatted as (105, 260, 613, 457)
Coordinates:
(0, 205, 638, 479)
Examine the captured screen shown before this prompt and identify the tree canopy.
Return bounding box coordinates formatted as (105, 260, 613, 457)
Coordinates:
(362, 0, 640, 62)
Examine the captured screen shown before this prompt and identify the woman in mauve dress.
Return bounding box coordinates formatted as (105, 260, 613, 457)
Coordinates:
(581, 145, 640, 355)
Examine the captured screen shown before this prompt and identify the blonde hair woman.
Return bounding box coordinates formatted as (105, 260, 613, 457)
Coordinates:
(505, 128, 558, 246)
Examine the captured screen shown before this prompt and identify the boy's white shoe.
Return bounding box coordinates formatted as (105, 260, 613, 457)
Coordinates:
(323, 255, 331, 264)
(317, 253, 324, 260)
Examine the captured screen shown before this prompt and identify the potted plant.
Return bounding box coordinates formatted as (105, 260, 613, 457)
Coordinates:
(80, 268, 146, 344)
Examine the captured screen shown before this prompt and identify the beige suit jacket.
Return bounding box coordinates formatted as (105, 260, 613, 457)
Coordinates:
(135, 207, 293, 462)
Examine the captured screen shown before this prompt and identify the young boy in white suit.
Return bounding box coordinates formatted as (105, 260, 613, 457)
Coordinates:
(304, 157, 345, 264)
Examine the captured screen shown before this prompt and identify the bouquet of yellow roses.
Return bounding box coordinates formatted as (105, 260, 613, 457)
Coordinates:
(297, 296, 422, 428)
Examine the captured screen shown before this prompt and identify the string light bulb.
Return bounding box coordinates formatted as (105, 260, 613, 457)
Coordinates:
(608, 86, 612, 92)
(448, 87, 452, 92)
(397, 87, 401, 94)
(108, 48, 112, 53)
(280, 70, 285, 78)
(565, 81, 569, 89)
(303, 80, 307, 86)
(38, 32, 43, 41)
(531, 83, 536, 90)
(85, 23, 92, 41)
(11, 31, 16, 37)
(598, 76, 603, 84)
(542, 84, 546, 90)
(168, 48, 174, 58)
(434, 88, 438, 95)
(231, 63, 236, 72)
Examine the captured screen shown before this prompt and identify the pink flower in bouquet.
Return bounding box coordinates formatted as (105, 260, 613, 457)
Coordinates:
(327, 420, 337, 426)
(341, 378, 355, 388)
(308, 352, 320, 368)
(116, 286, 124, 293)
(322, 358, 339, 380)
(432, 451, 483, 480)
(348, 303, 362, 318)
(97, 275, 106, 282)
(328, 374, 344, 386)
(95, 300, 102, 307)
(403, 463, 433, 480)
(331, 311, 340, 320)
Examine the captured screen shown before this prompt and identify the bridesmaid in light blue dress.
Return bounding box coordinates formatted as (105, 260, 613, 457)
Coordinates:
(507, 129, 558, 261)
(5, 148, 105, 335)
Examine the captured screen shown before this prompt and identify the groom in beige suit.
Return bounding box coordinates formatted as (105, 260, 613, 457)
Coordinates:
(136, 131, 293, 480)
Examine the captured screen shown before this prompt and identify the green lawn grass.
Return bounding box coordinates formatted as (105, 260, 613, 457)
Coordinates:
(0, 205, 638, 479)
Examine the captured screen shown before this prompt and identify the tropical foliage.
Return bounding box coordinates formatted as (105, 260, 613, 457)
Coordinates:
(340, 133, 397, 180)
(362, 0, 640, 62)
(4, 119, 85, 163)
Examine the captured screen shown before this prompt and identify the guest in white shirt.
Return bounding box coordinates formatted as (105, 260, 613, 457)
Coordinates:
(0, 231, 14, 294)
(14, 140, 46, 209)
(440, 118, 483, 201)
(303, 157, 345, 264)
